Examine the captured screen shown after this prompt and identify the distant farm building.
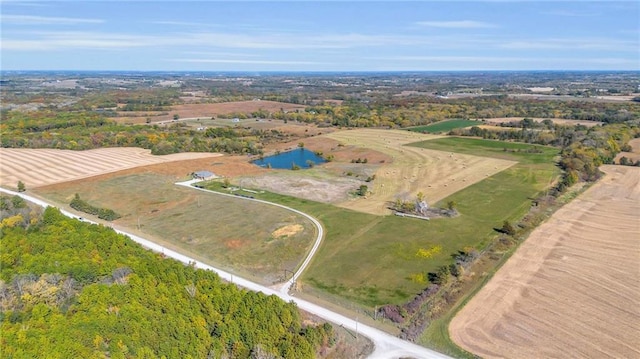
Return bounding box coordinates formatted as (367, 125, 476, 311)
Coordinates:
(192, 170, 215, 180)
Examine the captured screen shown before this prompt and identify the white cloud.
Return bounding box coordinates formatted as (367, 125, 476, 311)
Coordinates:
(2, 14, 103, 25)
(540, 10, 599, 17)
(0, 30, 433, 51)
(372, 55, 525, 62)
(416, 20, 498, 29)
(168, 58, 327, 66)
(499, 38, 638, 51)
(1, 32, 152, 51)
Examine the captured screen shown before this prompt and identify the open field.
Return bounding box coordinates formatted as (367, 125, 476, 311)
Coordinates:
(484, 117, 603, 127)
(113, 100, 306, 124)
(406, 119, 482, 133)
(34, 170, 316, 285)
(205, 136, 560, 307)
(449, 165, 640, 358)
(0, 147, 222, 189)
(325, 129, 517, 215)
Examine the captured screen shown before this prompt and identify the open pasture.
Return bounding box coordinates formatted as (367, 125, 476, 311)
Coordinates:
(0, 147, 221, 189)
(326, 129, 517, 215)
(449, 165, 640, 358)
(34, 171, 316, 285)
(224, 135, 560, 307)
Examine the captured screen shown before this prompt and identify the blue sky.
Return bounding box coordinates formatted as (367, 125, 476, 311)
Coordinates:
(1, 1, 638, 71)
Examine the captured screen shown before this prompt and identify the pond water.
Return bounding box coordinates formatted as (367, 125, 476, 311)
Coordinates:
(252, 148, 326, 169)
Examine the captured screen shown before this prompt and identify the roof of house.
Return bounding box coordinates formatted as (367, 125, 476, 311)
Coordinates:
(193, 170, 214, 178)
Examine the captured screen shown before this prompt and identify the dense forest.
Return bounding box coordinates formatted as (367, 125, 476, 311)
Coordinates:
(0, 111, 266, 155)
(0, 204, 333, 359)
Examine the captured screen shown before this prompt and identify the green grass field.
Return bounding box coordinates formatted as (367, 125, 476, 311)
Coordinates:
(202, 137, 560, 309)
(407, 119, 481, 133)
(34, 173, 317, 285)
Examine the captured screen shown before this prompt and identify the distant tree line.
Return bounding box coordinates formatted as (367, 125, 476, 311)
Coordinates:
(0, 111, 265, 155)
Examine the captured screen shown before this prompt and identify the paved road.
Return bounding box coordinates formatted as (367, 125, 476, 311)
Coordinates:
(1, 186, 452, 359)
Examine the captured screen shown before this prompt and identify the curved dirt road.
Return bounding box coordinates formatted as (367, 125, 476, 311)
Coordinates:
(1, 187, 451, 359)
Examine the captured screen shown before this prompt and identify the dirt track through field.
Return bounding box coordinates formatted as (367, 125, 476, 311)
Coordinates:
(449, 165, 640, 358)
(326, 129, 517, 215)
(0, 148, 222, 188)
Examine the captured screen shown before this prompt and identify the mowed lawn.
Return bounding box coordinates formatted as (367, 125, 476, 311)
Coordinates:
(34, 173, 317, 285)
(206, 137, 560, 307)
(407, 119, 481, 134)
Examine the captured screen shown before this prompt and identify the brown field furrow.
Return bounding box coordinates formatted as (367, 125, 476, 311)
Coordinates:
(19, 149, 131, 176)
(23, 151, 81, 169)
(450, 165, 640, 359)
(11, 153, 104, 185)
(25, 153, 99, 174)
(0, 148, 222, 188)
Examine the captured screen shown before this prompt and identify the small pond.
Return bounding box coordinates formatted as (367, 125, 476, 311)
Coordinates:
(252, 148, 326, 169)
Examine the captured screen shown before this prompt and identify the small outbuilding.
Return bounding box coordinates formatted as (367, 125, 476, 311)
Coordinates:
(192, 170, 215, 180)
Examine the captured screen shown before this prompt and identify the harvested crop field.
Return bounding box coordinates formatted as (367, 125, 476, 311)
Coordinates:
(0, 147, 222, 189)
(325, 129, 517, 215)
(484, 117, 603, 127)
(449, 165, 640, 358)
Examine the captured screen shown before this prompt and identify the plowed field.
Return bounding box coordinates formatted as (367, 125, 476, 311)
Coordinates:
(0, 148, 222, 188)
(450, 165, 640, 358)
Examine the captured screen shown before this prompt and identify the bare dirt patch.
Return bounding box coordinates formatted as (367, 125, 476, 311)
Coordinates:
(237, 171, 363, 203)
(484, 117, 603, 127)
(449, 165, 640, 358)
(225, 239, 245, 249)
(272, 224, 303, 238)
(325, 129, 517, 215)
(0, 147, 222, 189)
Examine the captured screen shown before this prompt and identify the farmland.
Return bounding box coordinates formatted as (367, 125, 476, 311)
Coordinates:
(3, 70, 638, 358)
(32, 165, 316, 285)
(327, 130, 517, 215)
(16, 129, 561, 309)
(200, 131, 560, 309)
(449, 165, 640, 358)
(0, 147, 222, 189)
